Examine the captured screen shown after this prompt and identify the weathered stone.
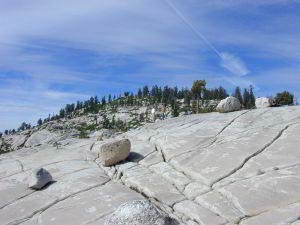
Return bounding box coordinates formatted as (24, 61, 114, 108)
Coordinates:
(96, 138, 131, 166)
(28, 168, 53, 190)
(216, 96, 241, 113)
(104, 200, 170, 225)
(255, 97, 272, 108)
(183, 182, 210, 200)
(174, 200, 227, 225)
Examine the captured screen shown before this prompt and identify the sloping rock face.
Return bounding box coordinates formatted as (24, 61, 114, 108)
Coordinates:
(24, 129, 57, 147)
(0, 135, 28, 154)
(1, 107, 300, 225)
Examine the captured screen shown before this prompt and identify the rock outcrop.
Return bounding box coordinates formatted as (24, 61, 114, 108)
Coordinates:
(104, 200, 170, 225)
(0, 134, 28, 154)
(216, 96, 241, 113)
(1, 107, 300, 225)
(25, 129, 57, 147)
(94, 138, 131, 166)
(28, 168, 53, 190)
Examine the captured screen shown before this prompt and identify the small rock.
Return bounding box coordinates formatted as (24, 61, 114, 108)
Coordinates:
(216, 96, 241, 113)
(98, 138, 131, 166)
(28, 168, 53, 190)
(104, 200, 170, 225)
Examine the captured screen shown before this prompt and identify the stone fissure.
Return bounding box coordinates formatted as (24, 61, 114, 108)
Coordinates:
(168, 111, 251, 161)
(0, 190, 36, 210)
(237, 200, 300, 225)
(5, 180, 111, 225)
(211, 122, 299, 188)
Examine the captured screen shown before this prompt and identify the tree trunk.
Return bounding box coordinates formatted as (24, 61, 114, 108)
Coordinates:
(197, 95, 199, 114)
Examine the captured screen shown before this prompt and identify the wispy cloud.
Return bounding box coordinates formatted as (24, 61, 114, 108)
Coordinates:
(220, 52, 249, 76)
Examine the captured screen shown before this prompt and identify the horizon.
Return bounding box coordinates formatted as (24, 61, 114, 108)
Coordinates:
(1, 0, 300, 130)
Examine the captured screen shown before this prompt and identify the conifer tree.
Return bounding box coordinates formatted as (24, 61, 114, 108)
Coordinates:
(37, 118, 43, 126)
(234, 86, 243, 104)
(101, 96, 106, 105)
(249, 85, 256, 108)
(59, 109, 65, 118)
(243, 88, 250, 108)
(137, 88, 142, 99)
(191, 80, 206, 113)
(143, 86, 149, 97)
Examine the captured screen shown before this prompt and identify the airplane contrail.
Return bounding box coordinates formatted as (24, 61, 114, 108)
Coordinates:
(164, 0, 222, 58)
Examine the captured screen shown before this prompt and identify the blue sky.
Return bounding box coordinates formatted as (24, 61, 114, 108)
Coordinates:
(0, 0, 300, 130)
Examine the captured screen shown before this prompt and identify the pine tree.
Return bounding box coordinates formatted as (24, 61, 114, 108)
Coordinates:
(143, 86, 149, 97)
(59, 109, 65, 118)
(234, 87, 243, 104)
(171, 98, 179, 117)
(137, 88, 142, 99)
(101, 96, 106, 105)
(184, 91, 192, 107)
(37, 118, 43, 126)
(191, 80, 206, 113)
(243, 88, 250, 108)
(249, 85, 256, 108)
(95, 96, 99, 104)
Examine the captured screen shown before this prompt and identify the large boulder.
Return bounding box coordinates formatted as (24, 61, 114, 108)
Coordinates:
(104, 200, 170, 225)
(28, 168, 53, 190)
(216, 96, 241, 113)
(96, 138, 131, 166)
(255, 97, 272, 108)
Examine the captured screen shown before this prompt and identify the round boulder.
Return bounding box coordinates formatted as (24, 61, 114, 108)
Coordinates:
(255, 97, 272, 108)
(104, 200, 170, 225)
(216, 96, 241, 113)
(28, 168, 53, 190)
(98, 138, 131, 166)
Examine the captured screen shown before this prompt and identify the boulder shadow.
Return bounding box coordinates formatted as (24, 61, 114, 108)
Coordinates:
(36, 180, 57, 191)
(126, 152, 144, 163)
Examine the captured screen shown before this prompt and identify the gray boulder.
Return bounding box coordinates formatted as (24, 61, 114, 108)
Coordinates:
(28, 168, 53, 190)
(104, 200, 170, 225)
(216, 96, 241, 113)
(97, 138, 131, 166)
(255, 97, 272, 108)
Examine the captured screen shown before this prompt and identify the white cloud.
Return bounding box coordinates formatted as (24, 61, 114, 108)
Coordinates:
(220, 52, 249, 76)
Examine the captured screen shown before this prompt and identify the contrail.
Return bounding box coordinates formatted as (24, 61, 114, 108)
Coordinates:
(164, 0, 222, 58)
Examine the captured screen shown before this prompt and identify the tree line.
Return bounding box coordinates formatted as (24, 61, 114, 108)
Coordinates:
(1, 80, 295, 135)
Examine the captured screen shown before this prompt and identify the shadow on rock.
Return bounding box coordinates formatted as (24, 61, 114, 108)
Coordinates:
(126, 152, 144, 162)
